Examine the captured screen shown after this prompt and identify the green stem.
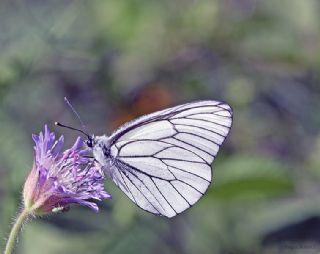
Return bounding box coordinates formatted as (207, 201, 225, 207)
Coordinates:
(4, 209, 30, 254)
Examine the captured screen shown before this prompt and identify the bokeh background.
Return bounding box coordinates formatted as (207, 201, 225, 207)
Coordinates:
(1, 0, 320, 253)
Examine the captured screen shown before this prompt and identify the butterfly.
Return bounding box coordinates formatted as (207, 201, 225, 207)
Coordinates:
(58, 100, 233, 218)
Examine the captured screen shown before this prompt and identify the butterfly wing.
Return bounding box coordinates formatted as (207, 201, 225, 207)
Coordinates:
(108, 100, 233, 218)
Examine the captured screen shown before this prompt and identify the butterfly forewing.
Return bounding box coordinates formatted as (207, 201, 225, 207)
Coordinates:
(106, 100, 232, 218)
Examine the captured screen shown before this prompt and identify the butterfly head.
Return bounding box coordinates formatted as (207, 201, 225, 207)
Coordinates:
(85, 135, 96, 148)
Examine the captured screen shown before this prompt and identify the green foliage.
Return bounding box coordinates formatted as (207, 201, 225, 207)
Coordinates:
(210, 155, 294, 201)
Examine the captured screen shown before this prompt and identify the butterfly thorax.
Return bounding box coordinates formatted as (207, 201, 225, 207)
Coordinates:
(92, 135, 112, 160)
(92, 135, 116, 177)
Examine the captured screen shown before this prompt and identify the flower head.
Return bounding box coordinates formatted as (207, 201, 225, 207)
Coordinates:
(23, 125, 111, 215)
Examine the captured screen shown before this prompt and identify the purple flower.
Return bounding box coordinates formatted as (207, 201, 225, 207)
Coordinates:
(23, 125, 111, 215)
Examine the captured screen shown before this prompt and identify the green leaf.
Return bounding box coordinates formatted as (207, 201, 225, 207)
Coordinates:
(207, 154, 294, 201)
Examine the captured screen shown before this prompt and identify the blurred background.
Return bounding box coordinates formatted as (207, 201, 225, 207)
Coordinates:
(0, 0, 320, 253)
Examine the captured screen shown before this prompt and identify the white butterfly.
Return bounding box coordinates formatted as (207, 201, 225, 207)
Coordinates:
(59, 100, 233, 218)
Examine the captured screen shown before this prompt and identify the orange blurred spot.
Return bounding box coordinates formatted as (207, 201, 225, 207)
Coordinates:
(133, 84, 174, 116)
(110, 84, 174, 130)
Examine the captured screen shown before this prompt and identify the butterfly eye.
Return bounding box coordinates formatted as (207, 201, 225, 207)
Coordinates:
(86, 138, 94, 148)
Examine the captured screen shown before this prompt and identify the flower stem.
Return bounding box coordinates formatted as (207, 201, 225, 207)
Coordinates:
(4, 209, 30, 254)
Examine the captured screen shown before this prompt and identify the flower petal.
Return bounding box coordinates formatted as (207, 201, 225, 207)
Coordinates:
(52, 136, 64, 157)
(24, 125, 109, 215)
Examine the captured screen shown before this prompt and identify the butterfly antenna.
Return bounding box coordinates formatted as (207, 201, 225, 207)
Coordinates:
(55, 121, 90, 139)
(64, 96, 87, 132)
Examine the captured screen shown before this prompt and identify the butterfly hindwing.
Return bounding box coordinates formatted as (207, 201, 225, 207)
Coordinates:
(104, 100, 233, 218)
